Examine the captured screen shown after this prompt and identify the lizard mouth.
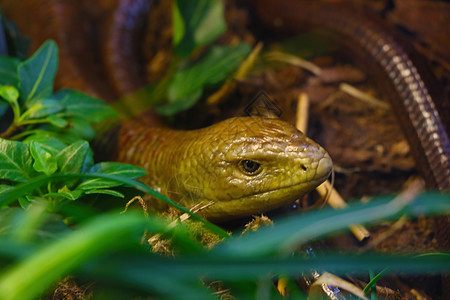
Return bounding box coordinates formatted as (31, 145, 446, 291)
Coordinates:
(204, 176, 330, 222)
(193, 152, 332, 222)
(202, 155, 332, 222)
(244, 154, 332, 197)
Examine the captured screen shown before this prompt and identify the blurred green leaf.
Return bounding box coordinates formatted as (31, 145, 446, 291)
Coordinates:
(46, 114, 67, 128)
(0, 211, 155, 300)
(45, 186, 83, 201)
(18, 40, 58, 104)
(82, 255, 216, 299)
(173, 0, 226, 56)
(0, 85, 20, 120)
(68, 117, 95, 140)
(169, 44, 251, 100)
(11, 201, 47, 242)
(0, 206, 18, 236)
(2, 18, 29, 60)
(78, 162, 146, 191)
(83, 252, 450, 285)
(17, 197, 30, 209)
(0, 138, 37, 182)
(22, 98, 63, 120)
(56, 89, 117, 122)
(0, 85, 19, 103)
(0, 56, 20, 87)
(214, 193, 450, 257)
(28, 141, 57, 176)
(156, 89, 201, 116)
(172, 1, 185, 47)
(0, 85, 20, 123)
(158, 43, 251, 115)
(0, 185, 12, 193)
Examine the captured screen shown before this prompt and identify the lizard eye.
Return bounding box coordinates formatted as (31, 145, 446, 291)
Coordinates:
(240, 160, 261, 175)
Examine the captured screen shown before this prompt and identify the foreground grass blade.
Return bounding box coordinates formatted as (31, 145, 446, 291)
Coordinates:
(0, 211, 159, 300)
(80, 252, 450, 284)
(214, 193, 450, 257)
(0, 173, 228, 238)
(81, 254, 216, 299)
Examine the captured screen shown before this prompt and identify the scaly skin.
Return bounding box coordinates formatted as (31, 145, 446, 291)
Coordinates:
(115, 117, 332, 221)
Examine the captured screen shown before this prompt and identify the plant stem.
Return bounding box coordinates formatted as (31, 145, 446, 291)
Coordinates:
(0, 123, 18, 139)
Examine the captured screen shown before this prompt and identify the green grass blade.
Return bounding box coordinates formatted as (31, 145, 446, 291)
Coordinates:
(214, 193, 450, 257)
(0, 173, 229, 238)
(0, 211, 154, 300)
(79, 253, 450, 283)
(363, 268, 389, 297)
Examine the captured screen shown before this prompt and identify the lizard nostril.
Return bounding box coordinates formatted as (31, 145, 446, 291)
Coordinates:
(300, 164, 307, 171)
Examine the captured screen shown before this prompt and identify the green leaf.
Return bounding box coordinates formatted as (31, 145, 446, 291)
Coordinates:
(47, 115, 67, 128)
(22, 98, 63, 120)
(174, 0, 226, 56)
(18, 40, 58, 104)
(0, 138, 37, 182)
(2, 19, 30, 60)
(0, 56, 20, 87)
(45, 186, 83, 201)
(0, 185, 12, 193)
(0, 173, 228, 238)
(22, 128, 81, 145)
(0, 85, 19, 103)
(55, 89, 117, 122)
(0, 85, 20, 119)
(157, 90, 201, 116)
(68, 118, 95, 140)
(0, 207, 22, 236)
(84, 189, 124, 198)
(56, 140, 92, 175)
(11, 200, 48, 242)
(78, 162, 146, 190)
(162, 43, 251, 115)
(172, 2, 185, 47)
(23, 135, 67, 156)
(17, 197, 31, 209)
(28, 141, 57, 176)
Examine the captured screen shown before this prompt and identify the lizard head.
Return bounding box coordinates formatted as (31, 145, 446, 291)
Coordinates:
(179, 117, 332, 222)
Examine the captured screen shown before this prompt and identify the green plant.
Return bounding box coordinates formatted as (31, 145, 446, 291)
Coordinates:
(0, 41, 150, 215)
(124, 0, 252, 116)
(0, 186, 448, 300)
